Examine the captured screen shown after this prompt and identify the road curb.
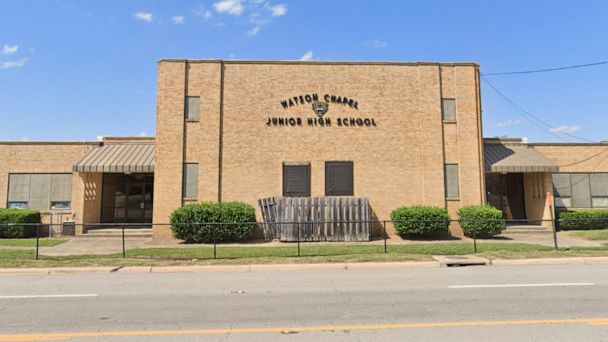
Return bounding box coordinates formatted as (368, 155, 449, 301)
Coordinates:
(48, 267, 116, 275)
(491, 257, 608, 266)
(1, 257, 608, 275)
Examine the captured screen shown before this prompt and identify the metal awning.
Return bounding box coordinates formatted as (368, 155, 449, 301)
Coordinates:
(73, 143, 155, 173)
(484, 144, 558, 173)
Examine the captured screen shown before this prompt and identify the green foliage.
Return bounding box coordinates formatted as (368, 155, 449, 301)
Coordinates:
(390, 206, 450, 237)
(0, 209, 41, 238)
(557, 210, 608, 230)
(169, 202, 257, 243)
(458, 205, 505, 237)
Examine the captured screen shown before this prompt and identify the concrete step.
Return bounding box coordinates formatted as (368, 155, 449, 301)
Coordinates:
(80, 228, 153, 238)
(503, 225, 552, 234)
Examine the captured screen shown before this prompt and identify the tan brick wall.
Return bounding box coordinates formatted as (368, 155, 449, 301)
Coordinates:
(154, 60, 484, 238)
(0, 143, 95, 227)
(532, 144, 608, 172)
(82, 172, 103, 225)
(153, 61, 187, 239)
(523, 172, 553, 227)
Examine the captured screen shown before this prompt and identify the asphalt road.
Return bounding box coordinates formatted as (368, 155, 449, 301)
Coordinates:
(1, 264, 608, 341)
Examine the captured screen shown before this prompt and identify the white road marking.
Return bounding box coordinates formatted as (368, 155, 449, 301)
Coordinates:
(0, 294, 98, 299)
(449, 283, 594, 289)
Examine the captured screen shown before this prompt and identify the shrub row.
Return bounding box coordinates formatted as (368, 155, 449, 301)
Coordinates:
(458, 205, 505, 237)
(557, 210, 608, 230)
(0, 209, 41, 238)
(170, 202, 256, 243)
(171, 201, 509, 242)
(390, 206, 450, 237)
(390, 205, 505, 238)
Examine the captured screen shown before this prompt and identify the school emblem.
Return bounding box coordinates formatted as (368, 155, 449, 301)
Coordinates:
(312, 101, 329, 117)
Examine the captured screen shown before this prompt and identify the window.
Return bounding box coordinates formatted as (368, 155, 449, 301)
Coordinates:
(183, 163, 198, 198)
(51, 201, 70, 210)
(552, 173, 608, 208)
(283, 163, 310, 197)
(325, 161, 353, 196)
(441, 98, 456, 121)
(7, 173, 72, 211)
(444, 164, 460, 198)
(185, 96, 200, 121)
(552, 173, 571, 208)
(8, 202, 28, 209)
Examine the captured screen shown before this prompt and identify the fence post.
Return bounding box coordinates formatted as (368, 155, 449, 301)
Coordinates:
(35, 223, 40, 260)
(213, 224, 217, 259)
(549, 205, 558, 250)
(121, 224, 126, 258)
(297, 222, 301, 257)
(473, 230, 477, 254)
(383, 221, 387, 254)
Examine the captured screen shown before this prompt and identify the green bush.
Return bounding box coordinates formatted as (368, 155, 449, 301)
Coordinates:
(170, 202, 257, 243)
(458, 205, 505, 237)
(0, 209, 41, 238)
(557, 210, 608, 230)
(390, 206, 450, 237)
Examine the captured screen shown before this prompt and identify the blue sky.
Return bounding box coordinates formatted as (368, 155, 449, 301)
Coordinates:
(1, 0, 607, 142)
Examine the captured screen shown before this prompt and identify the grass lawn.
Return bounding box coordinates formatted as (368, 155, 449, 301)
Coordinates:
(0, 238, 67, 247)
(1, 242, 608, 268)
(570, 230, 608, 241)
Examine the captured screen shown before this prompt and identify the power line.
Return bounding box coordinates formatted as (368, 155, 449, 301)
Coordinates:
(482, 61, 608, 76)
(481, 77, 597, 143)
(560, 148, 608, 167)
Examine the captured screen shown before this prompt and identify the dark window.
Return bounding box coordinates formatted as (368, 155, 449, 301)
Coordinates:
(7, 173, 72, 211)
(553, 173, 608, 208)
(185, 96, 200, 121)
(325, 161, 353, 196)
(444, 164, 460, 198)
(283, 163, 310, 197)
(571, 174, 591, 208)
(183, 163, 198, 198)
(441, 98, 456, 121)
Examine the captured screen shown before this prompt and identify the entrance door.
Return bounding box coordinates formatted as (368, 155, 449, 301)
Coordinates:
(101, 173, 153, 224)
(126, 184, 145, 223)
(505, 173, 526, 220)
(485, 173, 526, 220)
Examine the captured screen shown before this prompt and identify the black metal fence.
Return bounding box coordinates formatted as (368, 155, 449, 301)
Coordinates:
(0, 217, 606, 261)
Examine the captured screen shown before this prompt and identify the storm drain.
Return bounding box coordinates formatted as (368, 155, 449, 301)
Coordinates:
(432, 255, 490, 267)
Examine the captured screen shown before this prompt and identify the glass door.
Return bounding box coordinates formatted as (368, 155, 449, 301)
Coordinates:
(101, 173, 154, 224)
(126, 184, 145, 223)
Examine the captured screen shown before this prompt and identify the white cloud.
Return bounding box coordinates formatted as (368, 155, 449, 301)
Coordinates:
(549, 125, 581, 134)
(2, 45, 18, 55)
(139, 132, 148, 137)
(208, 0, 286, 36)
(228, 53, 236, 58)
(214, 0, 244, 16)
(20, 137, 29, 141)
(493, 119, 526, 128)
(195, 6, 213, 21)
(270, 4, 287, 17)
(0, 58, 28, 70)
(171, 15, 185, 24)
(363, 40, 387, 48)
(246, 26, 261, 36)
(300, 50, 313, 61)
(134, 11, 153, 22)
